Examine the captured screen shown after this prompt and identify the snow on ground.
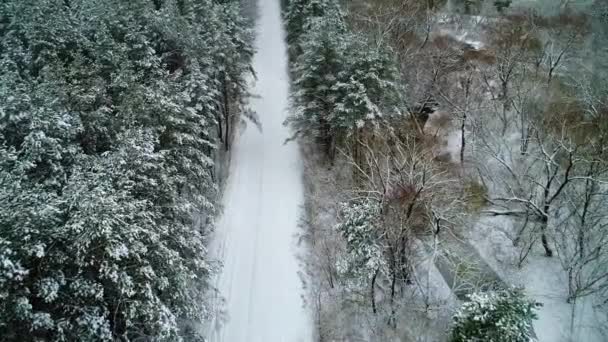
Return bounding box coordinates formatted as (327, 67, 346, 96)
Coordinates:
(428, 12, 606, 339)
(413, 238, 460, 314)
(208, 0, 312, 341)
(423, 111, 464, 164)
(445, 129, 463, 164)
(432, 113, 606, 341)
(434, 13, 488, 50)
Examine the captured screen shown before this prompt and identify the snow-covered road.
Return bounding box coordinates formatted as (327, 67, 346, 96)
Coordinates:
(209, 0, 311, 341)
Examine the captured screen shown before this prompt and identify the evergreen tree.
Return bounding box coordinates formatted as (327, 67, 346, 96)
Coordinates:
(287, 15, 347, 158)
(336, 198, 386, 290)
(287, 15, 402, 160)
(451, 289, 540, 342)
(330, 34, 402, 138)
(284, 0, 343, 60)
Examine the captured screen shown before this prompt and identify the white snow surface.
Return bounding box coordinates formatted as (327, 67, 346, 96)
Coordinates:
(469, 216, 606, 342)
(209, 1, 311, 341)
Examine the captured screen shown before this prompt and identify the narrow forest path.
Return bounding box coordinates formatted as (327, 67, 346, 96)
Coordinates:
(209, 0, 311, 341)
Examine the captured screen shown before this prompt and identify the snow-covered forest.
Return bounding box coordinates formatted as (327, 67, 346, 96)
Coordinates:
(283, 0, 608, 341)
(0, 0, 253, 340)
(1, 0, 608, 341)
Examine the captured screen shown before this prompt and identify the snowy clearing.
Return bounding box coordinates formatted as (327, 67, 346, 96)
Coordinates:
(208, 0, 312, 341)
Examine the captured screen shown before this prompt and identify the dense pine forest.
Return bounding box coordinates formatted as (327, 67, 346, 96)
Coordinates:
(0, 0, 252, 340)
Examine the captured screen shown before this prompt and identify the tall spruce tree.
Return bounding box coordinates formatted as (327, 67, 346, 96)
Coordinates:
(286, 15, 347, 158)
(286, 13, 402, 160)
(284, 0, 343, 60)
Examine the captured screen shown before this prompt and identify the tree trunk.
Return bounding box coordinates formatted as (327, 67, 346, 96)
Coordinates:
(319, 118, 333, 164)
(328, 135, 336, 166)
(326, 249, 335, 289)
(371, 267, 379, 314)
(548, 66, 555, 86)
(460, 112, 466, 165)
(353, 129, 362, 184)
(501, 79, 509, 135)
(388, 249, 397, 327)
(567, 267, 576, 304)
(540, 216, 553, 257)
(579, 175, 593, 257)
(520, 126, 529, 155)
(222, 76, 230, 151)
(389, 269, 397, 328)
(399, 235, 412, 286)
(316, 292, 325, 342)
(217, 105, 223, 142)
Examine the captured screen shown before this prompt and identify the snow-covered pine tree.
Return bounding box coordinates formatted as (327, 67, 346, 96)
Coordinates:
(286, 14, 347, 158)
(286, 13, 403, 160)
(284, 0, 343, 60)
(450, 288, 540, 342)
(335, 198, 387, 313)
(214, 0, 255, 150)
(330, 33, 402, 139)
(188, 0, 255, 150)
